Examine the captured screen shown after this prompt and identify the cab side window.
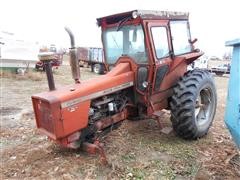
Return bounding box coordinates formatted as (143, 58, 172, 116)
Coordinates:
(151, 27, 170, 59)
(170, 20, 192, 55)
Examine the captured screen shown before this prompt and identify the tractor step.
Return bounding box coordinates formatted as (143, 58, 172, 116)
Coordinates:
(153, 111, 165, 117)
(160, 126, 173, 135)
(153, 109, 170, 117)
(152, 110, 172, 134)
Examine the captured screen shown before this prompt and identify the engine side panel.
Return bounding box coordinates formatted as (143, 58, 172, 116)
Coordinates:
(61, 100, 91, 136)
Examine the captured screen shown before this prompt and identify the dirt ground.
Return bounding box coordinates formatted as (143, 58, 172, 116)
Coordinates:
(0, 66, 239, 179)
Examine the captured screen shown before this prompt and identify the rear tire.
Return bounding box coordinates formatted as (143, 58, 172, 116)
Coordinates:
(93, 64, 104, 74)
(170, 69, 217, 139)
(35, 64, 40, 71)
(215, 72, 224, 76)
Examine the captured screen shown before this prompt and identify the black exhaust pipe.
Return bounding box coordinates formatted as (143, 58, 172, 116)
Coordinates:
(65, 27, 80, 83)
(44, 61, 56, 91)
(38, 53, 56, 91)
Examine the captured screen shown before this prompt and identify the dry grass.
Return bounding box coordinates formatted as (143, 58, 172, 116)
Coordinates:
(0, 69, 44, 81)
(0, 71, 15, 78)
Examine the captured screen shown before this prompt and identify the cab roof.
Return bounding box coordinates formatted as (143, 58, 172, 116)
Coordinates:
(97, 10, 189, 27)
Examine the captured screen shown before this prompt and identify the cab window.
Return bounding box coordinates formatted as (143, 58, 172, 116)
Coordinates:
(151, 27, 170, 59)
(103, 24, 148, 64)
(170, 20, 192, 55)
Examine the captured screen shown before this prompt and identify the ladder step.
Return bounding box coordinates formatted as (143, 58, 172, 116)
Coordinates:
(153, 110, 170, 117)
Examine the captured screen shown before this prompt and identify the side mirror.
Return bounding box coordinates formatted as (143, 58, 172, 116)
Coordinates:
(189, 38, 198, 44)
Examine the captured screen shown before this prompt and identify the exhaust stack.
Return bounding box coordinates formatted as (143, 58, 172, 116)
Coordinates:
(65, 27, 80, 83)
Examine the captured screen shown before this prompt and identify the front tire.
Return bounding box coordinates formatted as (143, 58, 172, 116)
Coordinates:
(170, 69, 217, 139)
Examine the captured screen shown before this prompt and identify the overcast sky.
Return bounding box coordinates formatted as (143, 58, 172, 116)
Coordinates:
(0, 0, 239, 57)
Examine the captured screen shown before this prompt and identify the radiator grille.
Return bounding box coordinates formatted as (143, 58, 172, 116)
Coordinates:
(38, 101, 54, 133)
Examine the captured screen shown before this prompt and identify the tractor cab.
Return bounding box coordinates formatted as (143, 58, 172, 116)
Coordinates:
(97, 10, 201, 66)
(97, 10, 203, 113)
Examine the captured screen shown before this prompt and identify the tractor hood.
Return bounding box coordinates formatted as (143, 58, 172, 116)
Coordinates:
(32, 62, 134, 140)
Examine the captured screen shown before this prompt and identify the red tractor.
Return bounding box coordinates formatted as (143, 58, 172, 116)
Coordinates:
(32, 10, 217, 161)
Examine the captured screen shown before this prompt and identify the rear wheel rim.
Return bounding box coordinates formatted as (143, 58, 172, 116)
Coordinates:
(195, 88, 213, 126)
(94, 65, 100, 73)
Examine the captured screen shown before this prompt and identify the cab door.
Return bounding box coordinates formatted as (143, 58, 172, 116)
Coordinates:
(147, 21, 173, 94)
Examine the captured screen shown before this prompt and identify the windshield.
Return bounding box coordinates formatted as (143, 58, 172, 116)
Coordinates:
(103, 24, 148, 64)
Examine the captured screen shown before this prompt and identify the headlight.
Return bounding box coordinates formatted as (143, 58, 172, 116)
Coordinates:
(132, 11, 138, 19)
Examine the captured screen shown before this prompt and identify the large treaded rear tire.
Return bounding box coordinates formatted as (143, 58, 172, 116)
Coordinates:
(170, 69, 217, 140)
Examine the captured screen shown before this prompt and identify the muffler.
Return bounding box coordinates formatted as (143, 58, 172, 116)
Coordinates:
(65, 27, 80, 83)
